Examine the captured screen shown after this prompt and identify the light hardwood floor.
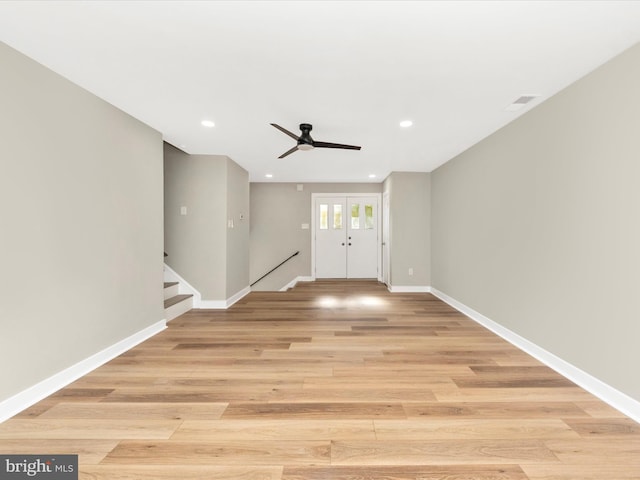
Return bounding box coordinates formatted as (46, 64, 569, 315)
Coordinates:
(1, 280, 639, 479)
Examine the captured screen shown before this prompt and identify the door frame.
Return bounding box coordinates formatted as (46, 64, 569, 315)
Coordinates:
(382, 191, 390, 286)
(311, 192, 382, 282)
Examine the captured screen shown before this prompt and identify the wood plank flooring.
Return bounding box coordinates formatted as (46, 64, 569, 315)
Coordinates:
(1, 279, 639, 479)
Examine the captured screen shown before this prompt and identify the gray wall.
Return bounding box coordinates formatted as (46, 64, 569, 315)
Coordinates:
(0, 42, 164, 402)
(431, 43, 640, 402)
(250, 183, 382, 290)
(164, 144, 249, 301)
(384, 172, 431, 287)
(225, 158, 250, 298)
(164, 145, 227, 300)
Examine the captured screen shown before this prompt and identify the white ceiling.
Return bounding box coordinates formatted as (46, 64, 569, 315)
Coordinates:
(2, 1, 640, 183)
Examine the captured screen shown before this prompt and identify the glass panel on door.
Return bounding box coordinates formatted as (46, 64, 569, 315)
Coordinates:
(351, 203, 360, 229)
(365, 204, 374, 229)
(320, 204, 328, 230)
(333, 204, 343, 229)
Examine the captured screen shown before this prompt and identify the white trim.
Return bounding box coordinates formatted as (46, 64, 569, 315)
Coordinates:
(311, 192, 383, 281)
(382, 191, 390, 286)
(0, 320, 166, 423)
(278, 276, 315, 291)
(430, 287, 640, 423)
(198, 286, 251, 309)
(197, 300, 228, 309)
(163, 263, 202, 306)
(226, 286, 251, 307)
(388, 285, 431, 293)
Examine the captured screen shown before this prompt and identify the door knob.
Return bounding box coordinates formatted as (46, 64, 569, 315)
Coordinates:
(348, 243, 352, 246)
(341, 243, 345, 246)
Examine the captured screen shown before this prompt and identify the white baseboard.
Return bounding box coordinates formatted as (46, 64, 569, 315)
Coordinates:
(198, 286, 251, 309)
(197, 300, 227, 309)
(430, 287, 640, 423)
(226, 286, 251, 308)
(279, 276, 314, 291)
(163, 263, 202, 306)
(388, 285, 431, 293)
(0, 320, 166, 423)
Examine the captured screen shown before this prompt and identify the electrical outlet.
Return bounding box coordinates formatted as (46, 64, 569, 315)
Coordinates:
(408, 268, 414, 276)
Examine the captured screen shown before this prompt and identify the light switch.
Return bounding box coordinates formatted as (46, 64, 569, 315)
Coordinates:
(296, 184, 303, 191)
(301, 223, 309, 230)
(180, 206, 187, 215)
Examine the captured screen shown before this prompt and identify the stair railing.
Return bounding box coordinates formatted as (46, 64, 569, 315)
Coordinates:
(250, 251, 300, 287)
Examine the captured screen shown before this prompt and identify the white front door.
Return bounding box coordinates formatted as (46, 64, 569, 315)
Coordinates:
(314, 195, 379, 279)
(315, 197, 347, 278)
(346, 196, 378, 278)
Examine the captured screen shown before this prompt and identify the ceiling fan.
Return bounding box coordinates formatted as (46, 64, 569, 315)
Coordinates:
(270, 123, 361, 159)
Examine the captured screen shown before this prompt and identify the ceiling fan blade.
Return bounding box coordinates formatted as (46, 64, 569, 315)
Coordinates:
(313, 141, 361, 151)
(271, 123, 300, 141)
(278, 145, 299, 159)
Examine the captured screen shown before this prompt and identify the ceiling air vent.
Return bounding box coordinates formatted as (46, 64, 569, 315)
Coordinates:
(505, 94, 540, 111)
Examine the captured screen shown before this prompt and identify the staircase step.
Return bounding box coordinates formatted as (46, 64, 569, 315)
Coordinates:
(164, 294, 193, 321)
(163, 282, 180, 300)
(164, 294, 193, 309)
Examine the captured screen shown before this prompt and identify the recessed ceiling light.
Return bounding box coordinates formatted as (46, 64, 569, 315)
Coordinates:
(399, 120, 413, 128)
(265, 174, 273, 178)
(201, 120, 215, 127)
(368, 174, 377, 178)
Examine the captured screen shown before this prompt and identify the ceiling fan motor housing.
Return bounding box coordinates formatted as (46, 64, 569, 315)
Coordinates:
(298, 123, 314, 149)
